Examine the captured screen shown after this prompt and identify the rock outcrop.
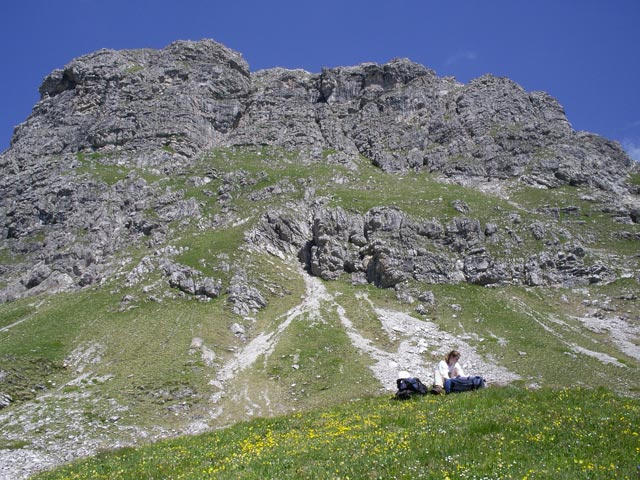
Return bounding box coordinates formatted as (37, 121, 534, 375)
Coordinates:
(0, 39, 638, 303)
(254, 204, 616, 289)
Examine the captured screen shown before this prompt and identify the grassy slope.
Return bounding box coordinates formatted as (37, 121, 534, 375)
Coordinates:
(1, 146, 639, 473)
(32, 387, 640, 479)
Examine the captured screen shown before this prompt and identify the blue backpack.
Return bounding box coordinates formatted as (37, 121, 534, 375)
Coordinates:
(445, 376, 486, 393)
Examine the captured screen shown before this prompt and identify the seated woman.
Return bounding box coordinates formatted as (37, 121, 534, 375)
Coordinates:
(432, 350, 465, 394)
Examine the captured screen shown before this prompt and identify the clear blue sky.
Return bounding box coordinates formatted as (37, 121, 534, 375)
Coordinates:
(2, 0, 639, 160)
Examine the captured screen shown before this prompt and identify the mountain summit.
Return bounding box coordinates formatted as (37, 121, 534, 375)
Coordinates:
(1, 39, 637, 303)
(9, 39, 634, 183)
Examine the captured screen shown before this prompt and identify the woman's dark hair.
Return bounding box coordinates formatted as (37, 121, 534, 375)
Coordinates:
(445, 350, 461, 363)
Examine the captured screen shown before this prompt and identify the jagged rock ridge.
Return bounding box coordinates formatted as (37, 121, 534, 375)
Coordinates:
(8, 39, 633, 185)
(0, 38, 638, 303)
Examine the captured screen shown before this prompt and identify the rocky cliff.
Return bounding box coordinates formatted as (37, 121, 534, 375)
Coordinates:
(1, 38, 640, 479)
(0, 38, 638, 304)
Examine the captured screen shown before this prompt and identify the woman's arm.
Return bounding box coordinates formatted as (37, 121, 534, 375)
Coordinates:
(438, 360, 450, 379)
(452, 363, 466, 378)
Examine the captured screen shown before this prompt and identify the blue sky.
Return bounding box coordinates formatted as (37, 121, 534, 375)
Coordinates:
(2, 0, 639, 160)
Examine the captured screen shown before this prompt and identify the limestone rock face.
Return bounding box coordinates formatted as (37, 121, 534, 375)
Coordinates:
(256, 205, 617, 289)
(6, 39, 633, 186)
(0, 38, 637, 302)
(23, 39, 250, 160)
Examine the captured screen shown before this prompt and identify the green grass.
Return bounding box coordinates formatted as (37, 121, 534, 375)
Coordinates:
(0, 291, 109, 361)
(324, 275, 639, 395)
(257, 298, 380, 408)
(330, 168, 508, 220)
(0, 249, 312, 430)
(75, 152, 164, 186)
(508, 183, 639, 253)
(32, 386, 640, 479)
(4, 145, 639, 478)
(0, 282, 223, 419)
(173, 223, 247, 277)
(427, 282, 639, 390)
(0, 244, 22, 269)
(325, 280, 403, 352)
(189, 147, 516, 223)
